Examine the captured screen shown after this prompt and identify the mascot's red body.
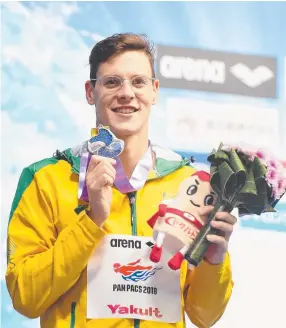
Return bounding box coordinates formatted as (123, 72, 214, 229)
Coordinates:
(147, 171, 216, 270)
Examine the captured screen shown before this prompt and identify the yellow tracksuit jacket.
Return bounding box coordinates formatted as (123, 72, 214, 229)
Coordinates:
(6, 143, 233, 328)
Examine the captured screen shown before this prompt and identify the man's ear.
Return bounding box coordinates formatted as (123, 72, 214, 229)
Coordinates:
(85, 80, 95, 105)
(152, 79, 160, 105)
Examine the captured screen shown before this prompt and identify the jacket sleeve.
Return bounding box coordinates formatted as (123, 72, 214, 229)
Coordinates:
(183, 253, 233, 328)
(5, 167, 106, 319)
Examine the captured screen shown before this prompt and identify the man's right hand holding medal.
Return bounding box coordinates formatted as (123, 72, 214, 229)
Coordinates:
(85, 155, 117, 227)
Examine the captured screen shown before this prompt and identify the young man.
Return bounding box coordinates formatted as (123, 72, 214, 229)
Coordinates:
(6, 33, 237, 328)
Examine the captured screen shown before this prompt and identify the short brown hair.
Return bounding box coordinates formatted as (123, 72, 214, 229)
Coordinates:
(89, 33, 156, 80)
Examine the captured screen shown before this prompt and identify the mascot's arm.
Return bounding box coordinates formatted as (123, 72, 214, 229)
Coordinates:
(147, 204, 168, 228)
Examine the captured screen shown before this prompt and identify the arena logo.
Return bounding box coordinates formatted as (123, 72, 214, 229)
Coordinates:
(160, 55, 225, 84)
(110, 238, 141, 249)
(156, 44, 277, 98)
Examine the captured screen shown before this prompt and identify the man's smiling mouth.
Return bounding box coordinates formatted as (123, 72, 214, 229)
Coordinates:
(111, 106, 139, 114)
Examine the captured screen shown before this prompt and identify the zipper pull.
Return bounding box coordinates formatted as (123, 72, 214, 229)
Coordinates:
(128, 192, 136, 228)
(129, 196, 135, 226)
(128, 191, 136, 203)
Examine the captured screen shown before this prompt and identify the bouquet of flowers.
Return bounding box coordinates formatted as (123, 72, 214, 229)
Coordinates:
(185, 143, 286, 267)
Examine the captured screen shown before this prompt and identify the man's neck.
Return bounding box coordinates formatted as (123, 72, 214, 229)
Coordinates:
(119, 135, 150, 178)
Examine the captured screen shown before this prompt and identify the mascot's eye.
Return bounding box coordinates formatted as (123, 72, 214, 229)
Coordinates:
(187, 185, 197, 195)
(204, 194, 215, 206)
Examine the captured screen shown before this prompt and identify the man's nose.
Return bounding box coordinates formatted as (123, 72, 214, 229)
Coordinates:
(117, 80, 135, 100)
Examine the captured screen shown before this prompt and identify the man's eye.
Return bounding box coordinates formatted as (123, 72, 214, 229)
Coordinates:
(132, 77, 148, 87)
(106, 79, 117, 85)
(187, 185, 197, 195)
(103, 77, 120, 88)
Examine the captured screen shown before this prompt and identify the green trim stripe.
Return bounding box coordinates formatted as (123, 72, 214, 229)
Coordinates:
(8, 157, 58, 224)
(70, 302, 76, 328)
(128, 192, 140, 328)
(62, 148, 80, 174)
(155, 158, 191, 177)
(74, 204, 89, 215)
(129, 192, 137, 236)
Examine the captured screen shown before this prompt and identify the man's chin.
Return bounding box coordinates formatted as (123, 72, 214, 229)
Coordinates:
(109, 124, 141, 139)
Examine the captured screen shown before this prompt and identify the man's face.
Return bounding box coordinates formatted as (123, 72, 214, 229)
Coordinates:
(85, 51, 159, 139)
(177, 175, 216, 217)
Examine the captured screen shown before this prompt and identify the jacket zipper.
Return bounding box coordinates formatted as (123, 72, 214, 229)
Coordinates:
(70, 302, 76, 328)
(128, 192, 140, 328)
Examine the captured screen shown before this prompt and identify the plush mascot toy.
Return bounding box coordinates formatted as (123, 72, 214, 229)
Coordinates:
(147, 171, 216, 271)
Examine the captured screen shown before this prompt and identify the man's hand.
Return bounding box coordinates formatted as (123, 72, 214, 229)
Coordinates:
(202, 207, 238, 265)
(85, 155, 116, 227)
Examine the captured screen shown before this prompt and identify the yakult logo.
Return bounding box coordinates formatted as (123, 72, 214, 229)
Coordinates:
(165, 217, 198, 239)
(107, 304, 163, 318)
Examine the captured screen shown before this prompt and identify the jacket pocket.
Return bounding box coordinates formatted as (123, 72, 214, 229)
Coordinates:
(70, 302, 76, 328)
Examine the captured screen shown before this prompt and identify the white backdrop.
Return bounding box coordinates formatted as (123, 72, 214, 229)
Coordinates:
(208, 221, 286, 328)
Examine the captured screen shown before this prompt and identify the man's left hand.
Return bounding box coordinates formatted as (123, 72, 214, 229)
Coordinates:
(204, 210, 238, 265)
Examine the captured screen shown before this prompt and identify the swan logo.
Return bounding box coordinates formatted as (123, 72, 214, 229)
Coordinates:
(230, 63, 274, 88)
(113, 259, 162, 282)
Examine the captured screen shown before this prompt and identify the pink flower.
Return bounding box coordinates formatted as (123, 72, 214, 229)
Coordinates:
(268, 159, 277, 168)
(256, 151, 265, 159)
(221, 144, 241, 152)
(266, 168, 276, 181)
(220, 142, 286, 200)
(276, 179, 286, 198)
(249, 153, 256, 161)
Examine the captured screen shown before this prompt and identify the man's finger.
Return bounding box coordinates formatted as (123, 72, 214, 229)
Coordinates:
(87, 155, 116, 174)
(90, 161, 116, 179)
(87, 165, 116, 187)
(90, 173, 115, 190)
(215, 212, 237, 225)
(100, 173, 115, 187)
(206, 234, 228, 250)
(210, 220, 234, 233)
(210, 220, 233, 241)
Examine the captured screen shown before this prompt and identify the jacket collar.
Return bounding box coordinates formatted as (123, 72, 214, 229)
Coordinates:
(56, 141, 191, 180)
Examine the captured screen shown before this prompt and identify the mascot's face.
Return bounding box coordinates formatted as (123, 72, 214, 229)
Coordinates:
(177, 172, 217, 218)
